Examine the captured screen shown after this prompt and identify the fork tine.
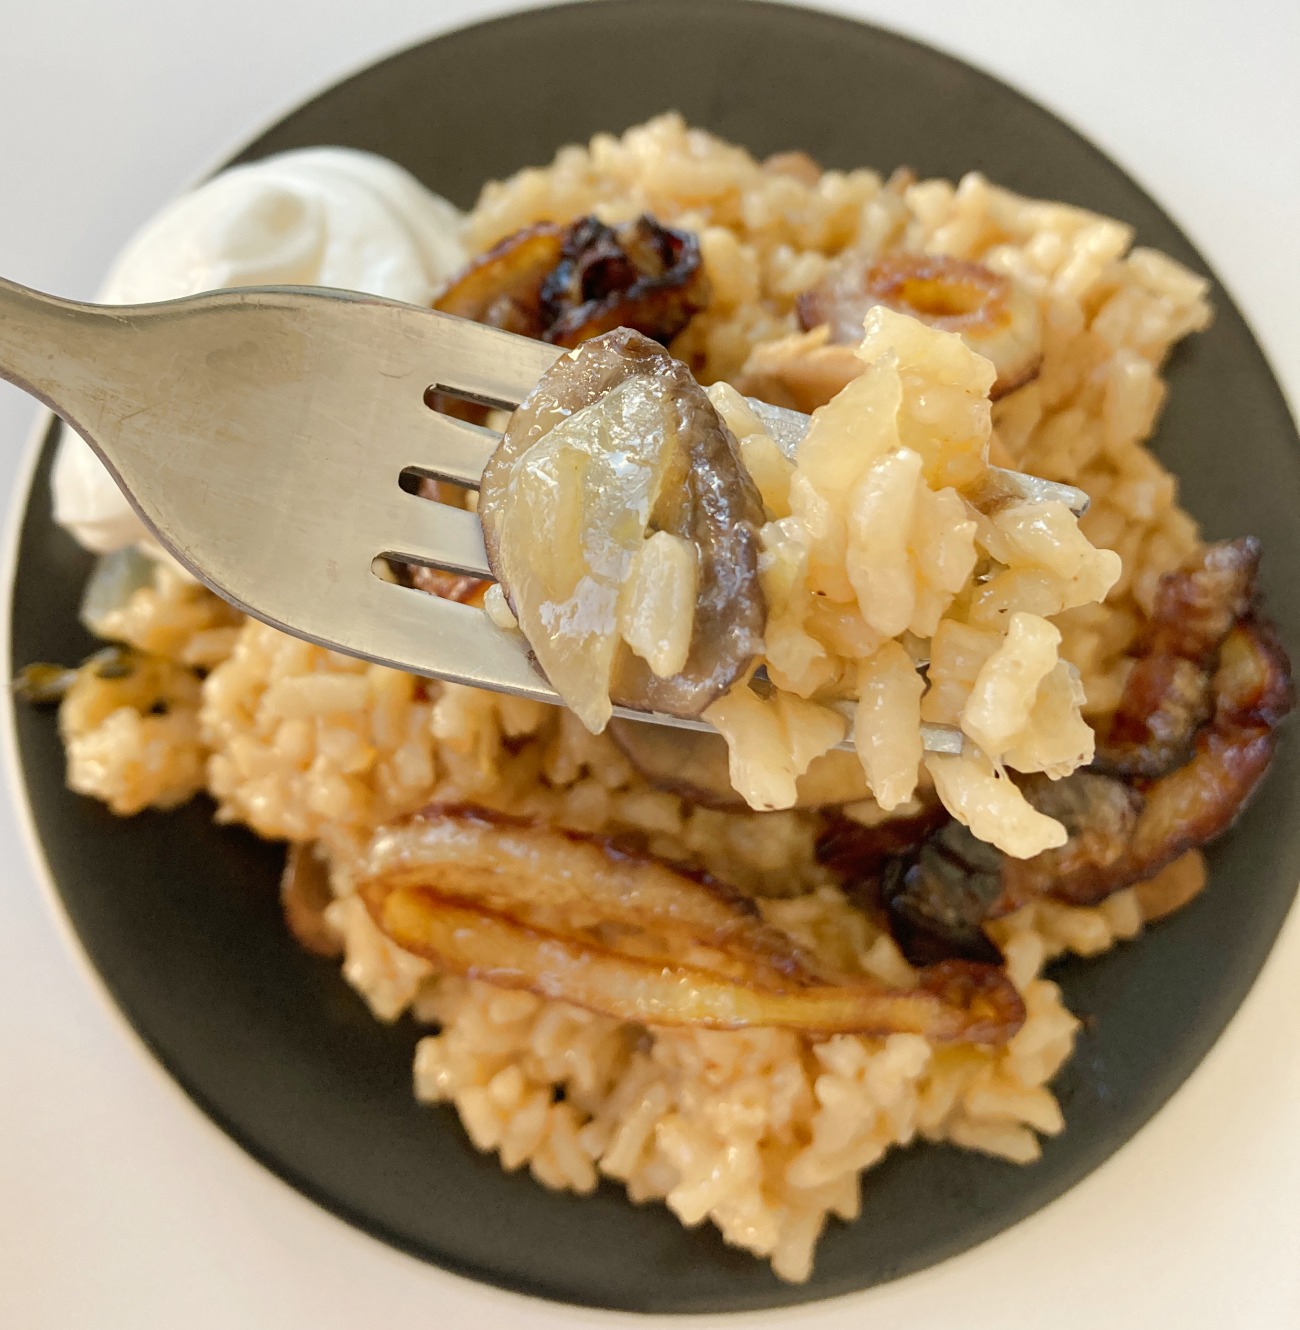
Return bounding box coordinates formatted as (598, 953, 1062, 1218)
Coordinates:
(424, 312, 563, 409)
(406, 410, 499, 489)
(358, 577, 553, 696)
(380, 493, 494, 578)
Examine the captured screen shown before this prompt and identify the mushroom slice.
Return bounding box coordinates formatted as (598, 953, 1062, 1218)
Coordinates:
(608, 718, 871, 810)
(480, 328, 766, 732)
(358, 807, 1025, 1043)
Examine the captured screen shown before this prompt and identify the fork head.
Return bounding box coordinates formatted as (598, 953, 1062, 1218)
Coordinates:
(21, 279, 1075, 753)
(54, 285, 574, 699)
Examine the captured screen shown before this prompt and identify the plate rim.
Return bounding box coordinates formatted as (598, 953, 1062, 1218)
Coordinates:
(5, 0, 1300, 1316)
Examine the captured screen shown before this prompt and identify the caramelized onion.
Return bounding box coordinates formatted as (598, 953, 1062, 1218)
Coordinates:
(432, 222, 564, 337)
(1098, 538, 1261, 777)
(825, 542, 1292, 955)
(433, 215, 708, 348)
(358, 808, 1024, 1043)
(796, 252, 1042, 399)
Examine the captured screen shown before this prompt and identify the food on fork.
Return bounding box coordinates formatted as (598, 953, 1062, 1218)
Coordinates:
(479, 307, 1119, 853)
(480, 327, 767, 731)
(25, 117, 1293, 1284)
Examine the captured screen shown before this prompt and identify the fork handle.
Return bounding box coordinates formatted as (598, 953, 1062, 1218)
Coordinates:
(0, 275, 120, 431)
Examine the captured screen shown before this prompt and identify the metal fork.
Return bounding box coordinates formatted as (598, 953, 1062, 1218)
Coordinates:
(0, 276, 1085, 753)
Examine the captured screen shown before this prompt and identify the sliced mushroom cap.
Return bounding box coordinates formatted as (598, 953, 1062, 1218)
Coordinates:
(480, 328, 767, 731)
(608, 718, 871, 809)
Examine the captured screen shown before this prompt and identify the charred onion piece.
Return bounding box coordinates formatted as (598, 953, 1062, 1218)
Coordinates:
(878, 826, 1008, 966)
(608, 719, 870, 810)
(480, 328, 766, 731)
(816, 804, 949, 880)
(358, 808, 1024, 1043)
(826, 542, 1292, 953)
(880, 617, 1292, 938)
(1098, 538, 1261, 777)
(797, 252, 1042, 399)
(1016, 619, 1291, 906)
(280, 843, 342, 958)
(856, 776, 1138, 964)
(542, 215, 709, 347)
(433, 215, 708, 348)
(433, 222, 564, 337)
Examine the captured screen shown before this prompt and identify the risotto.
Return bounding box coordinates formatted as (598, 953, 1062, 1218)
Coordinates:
(35, 115, 1293, 1284)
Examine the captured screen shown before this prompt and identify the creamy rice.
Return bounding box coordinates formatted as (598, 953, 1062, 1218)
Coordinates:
(54, 114, 1217, 1282)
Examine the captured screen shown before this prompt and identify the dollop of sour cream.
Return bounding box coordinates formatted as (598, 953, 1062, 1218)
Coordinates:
(52, 148, 467, 554)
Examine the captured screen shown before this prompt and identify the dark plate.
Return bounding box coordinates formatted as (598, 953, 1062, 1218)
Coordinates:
(9, 0, 1300, 1315)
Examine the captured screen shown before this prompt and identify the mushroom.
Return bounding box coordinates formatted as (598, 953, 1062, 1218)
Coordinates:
(479, 327, 767, 732)
(607, 718, 871, 809)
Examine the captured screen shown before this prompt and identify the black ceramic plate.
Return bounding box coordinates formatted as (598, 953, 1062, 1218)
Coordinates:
(9, 0, 1300, 1316)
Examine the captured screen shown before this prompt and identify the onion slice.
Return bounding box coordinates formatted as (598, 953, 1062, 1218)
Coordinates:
(358, 807, 1025, 1043)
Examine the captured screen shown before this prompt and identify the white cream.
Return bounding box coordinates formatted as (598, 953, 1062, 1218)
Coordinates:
(52, 148, 468, 554)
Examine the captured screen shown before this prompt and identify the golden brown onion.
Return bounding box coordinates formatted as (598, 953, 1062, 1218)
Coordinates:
(433, 222, 564, 337)
(358, 808, 1025, 1043)
(797, 251, 1042, 400)
(433, 215, 708, 348)
(1098, 538, 1262, 777)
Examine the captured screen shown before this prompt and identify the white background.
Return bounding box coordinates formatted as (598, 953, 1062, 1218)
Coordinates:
(1, 2, 1297, 1327)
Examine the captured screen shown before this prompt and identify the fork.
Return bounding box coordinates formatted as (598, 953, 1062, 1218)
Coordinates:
(0, 276, 1085, 754)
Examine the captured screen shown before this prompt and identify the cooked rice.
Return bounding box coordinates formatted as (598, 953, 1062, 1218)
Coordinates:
(54, 114, 1216, 1282)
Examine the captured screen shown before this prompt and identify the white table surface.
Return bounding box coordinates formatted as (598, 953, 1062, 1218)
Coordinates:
(0, 2, 1297, 1326)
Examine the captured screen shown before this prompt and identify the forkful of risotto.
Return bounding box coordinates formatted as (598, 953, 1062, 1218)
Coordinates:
(0, 274, 1113, 852)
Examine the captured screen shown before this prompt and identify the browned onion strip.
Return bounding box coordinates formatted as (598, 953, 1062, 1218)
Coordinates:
(796, 251, 1042, 399)
(362, 808, 801, 984)
(432, 215, 708, 348)
(364, 882, 1023, 1042)
(433, 222, 565, 337)
(358, 807, 1024, 1043)
(1098, 538, 1261, 778)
